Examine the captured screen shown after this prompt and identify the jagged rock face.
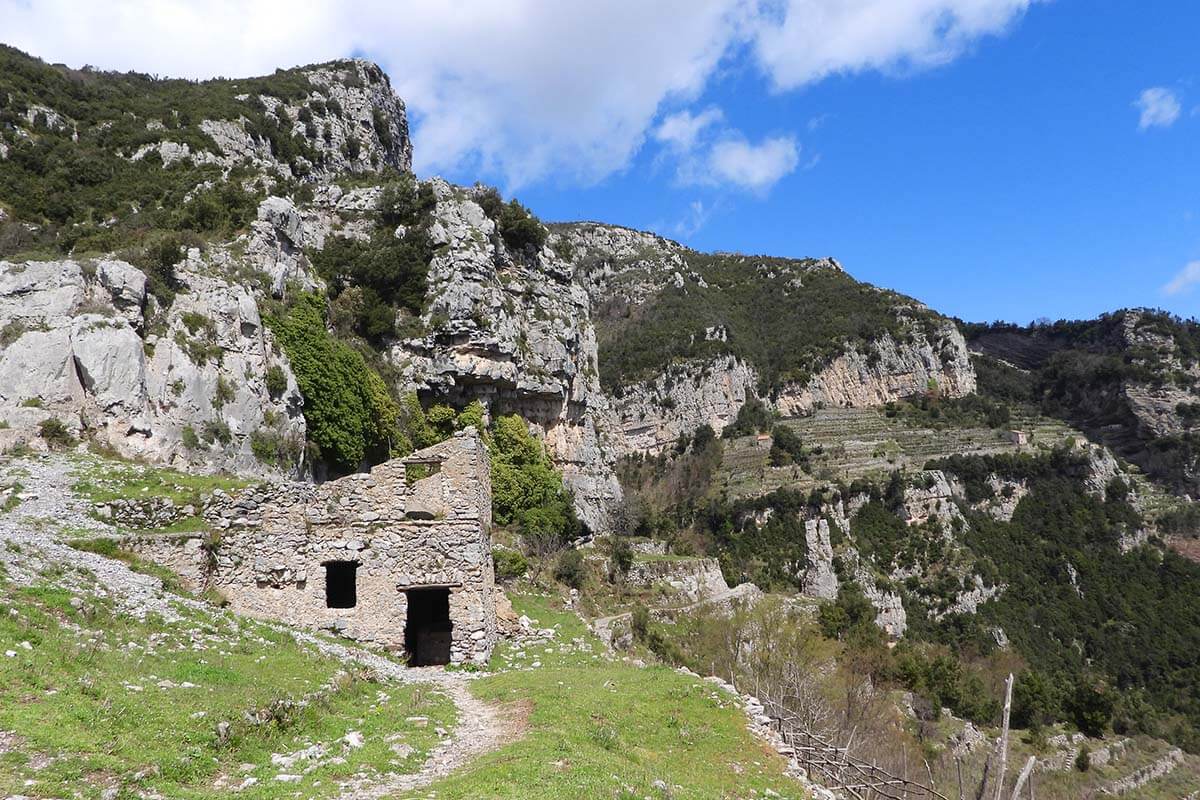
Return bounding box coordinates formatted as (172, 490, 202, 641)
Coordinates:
(386, 180, 622, 532)
(559, 222, 976, 457)
(901, 470, 966, 529)
(0, 253, 305, 475)
(603, 322, 975, 457)
(775, 322, 977, 415)
(615, 356, 756, 451)
(129, 60, 412, 184)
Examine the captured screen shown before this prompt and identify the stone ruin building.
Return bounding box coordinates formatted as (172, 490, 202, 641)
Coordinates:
(139, 429, 497, 666)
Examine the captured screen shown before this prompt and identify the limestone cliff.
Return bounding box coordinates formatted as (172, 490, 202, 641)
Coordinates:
(560, 223, 976, 456)
(0, 252, 305, 473)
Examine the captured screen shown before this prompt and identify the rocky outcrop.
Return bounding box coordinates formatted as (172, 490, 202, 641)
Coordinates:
(132, 60, 411, 183)
(623, 556, 730, 602)
(614, 356, 756, 452)
(0, 254, 305, 475)
(385, 181, 622, 532)
(775, 322, 976, 415)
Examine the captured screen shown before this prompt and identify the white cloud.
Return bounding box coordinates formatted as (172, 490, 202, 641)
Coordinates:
(706, 135, 801, 192)
(752, 0, 1037, 90)
(655, 107, 725, 151)
(1135, 87, 1182, 131)
(1163, 261, 1200, 296)
(0, 0, 1040, 187)
(674, 199, 714, 237)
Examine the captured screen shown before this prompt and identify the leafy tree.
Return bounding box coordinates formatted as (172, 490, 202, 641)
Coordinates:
(488, 413, 580, 551)
(264, 293, 399, 474)
(723, 398, 775, 439)
(1068, 679, 1114, 738)
(768, 424, 808, 468)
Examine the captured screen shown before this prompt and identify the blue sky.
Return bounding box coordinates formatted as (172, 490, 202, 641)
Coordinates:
(489, 2, 1200, 324)
(4, 0, 1197, 324)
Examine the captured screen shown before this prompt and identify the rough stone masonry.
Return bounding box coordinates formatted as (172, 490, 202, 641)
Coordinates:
(192, 429, 496, 665)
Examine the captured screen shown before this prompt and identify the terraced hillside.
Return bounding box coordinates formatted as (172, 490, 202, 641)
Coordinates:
(718, 406, 1082, 499)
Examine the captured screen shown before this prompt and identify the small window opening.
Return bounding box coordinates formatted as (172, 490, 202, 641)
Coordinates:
(404, 587, 452, 666)
(325, 561, 358, 608)
(405, 460, 442, 486)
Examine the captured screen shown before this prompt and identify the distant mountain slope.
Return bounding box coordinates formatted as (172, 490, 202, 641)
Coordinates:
(967, 310, 1200, 495)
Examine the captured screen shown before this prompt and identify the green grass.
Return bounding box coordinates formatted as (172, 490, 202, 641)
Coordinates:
(1, 481, 21, 512)
(0, 573, 453, 800)
(71, 455, 251, 507)
(419, 594, 808, 799)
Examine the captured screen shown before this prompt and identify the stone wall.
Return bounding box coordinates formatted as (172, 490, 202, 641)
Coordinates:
(623, 556, 730, 602)
(199, 429, 496, 664)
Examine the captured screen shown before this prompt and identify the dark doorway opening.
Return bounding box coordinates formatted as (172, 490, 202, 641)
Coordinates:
(324, 561, 358, 608)
(404, 587, 452, 666)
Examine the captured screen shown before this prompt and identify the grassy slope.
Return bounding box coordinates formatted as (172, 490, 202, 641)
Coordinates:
(419, 594, 808, 800)
(0, 569, 452, 799)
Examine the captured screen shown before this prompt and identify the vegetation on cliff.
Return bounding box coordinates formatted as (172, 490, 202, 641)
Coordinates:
(0, 44, 330, 257)
(595, 252, 947, 393)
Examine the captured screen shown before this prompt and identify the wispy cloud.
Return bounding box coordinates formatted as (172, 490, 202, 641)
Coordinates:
(674, 200, 714, 238)
(654, 107, 724, 152)
(1164, 261, 1200, 296)
(1135, 87, 1182, 131)
(706, 135, 801, 193)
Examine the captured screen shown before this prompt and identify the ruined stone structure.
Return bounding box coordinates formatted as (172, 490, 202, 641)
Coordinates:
(199, 429, 496, 665)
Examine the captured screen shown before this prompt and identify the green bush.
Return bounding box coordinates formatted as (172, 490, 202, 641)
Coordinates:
(609, 537, 634, 580)
(265, 292, 400, 474)
(181, 425, 200, 449)
(497, 199, 547, 252)
(493, 548, 529, 581)
(722, 398, 774, 439)
(1068, 680, 1113, 738)
(264, 364, 288, 397)
(37, 417, 74, 448)
(553, 548, 586, 589)
(768, 424, 808, 468)
(201, 419, 231, 445)
(250, 428, 302, 467)
(489, 414, 579, 545)
(818, 584, 876, 640)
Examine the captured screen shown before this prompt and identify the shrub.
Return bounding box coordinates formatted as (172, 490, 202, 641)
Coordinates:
(1075, 745, 1090, 772)
(768, 424, 808, 468)
(475, 185, 503, 219)
(553, 548, 586, 589)
(818, 584, 876, 639)
(1068, 680, 1113, 738)
(250, 428, 302, 467)
(181, 425, 200, 449)
(723, 397, 774, 439)
(497, 199, 547, 252)
(37, 417, 74, 448)
(201, 419, 232, 445)
(264, 364, 288, 397)
(492, 548, 529, 581)
(489, 414, 579, 541)
(265, 293, 400, 473)
(213, 376, 235, 409)
(609, 537, 634, 581)
(377, 174, 436, 228)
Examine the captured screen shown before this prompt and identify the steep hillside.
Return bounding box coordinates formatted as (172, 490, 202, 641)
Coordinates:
(0, 46, 978, 533)
(968, 310, 1200, 497)
(559, 222, 975, 455)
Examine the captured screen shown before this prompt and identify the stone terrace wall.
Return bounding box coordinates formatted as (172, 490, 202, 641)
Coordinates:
(201, 429, 496, 664)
